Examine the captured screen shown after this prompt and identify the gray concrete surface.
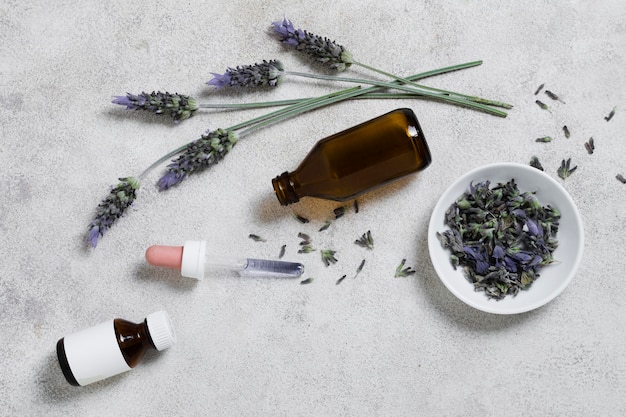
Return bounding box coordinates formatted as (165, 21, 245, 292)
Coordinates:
(1, 1, 625, 415)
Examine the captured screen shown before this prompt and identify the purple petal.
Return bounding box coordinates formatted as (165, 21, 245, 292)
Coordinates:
(158, 171, 184, 190)
(87, 226, 100, 248)
(112, 95, 135, 108)
(493, 245, 505, 259)
(525, 219, 540, 236)
(206, 72, 231, 88)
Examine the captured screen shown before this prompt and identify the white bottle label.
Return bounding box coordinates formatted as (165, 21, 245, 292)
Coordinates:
(63, 320, 131, 386)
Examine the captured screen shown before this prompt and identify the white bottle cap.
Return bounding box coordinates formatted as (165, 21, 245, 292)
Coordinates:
(180, 240, 206, 280)
(146, 311, 177, 351)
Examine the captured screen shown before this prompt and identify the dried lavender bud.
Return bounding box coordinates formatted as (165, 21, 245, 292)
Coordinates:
(298, 232, 311, 245)
(545, 90, 564, 102)
(112, 91, 198, 123)
(336, 275, 347, 285)
(605, 106, 616, 121)
(298, 245, 316, 254)
(249, 234, 266, 242)
(558, 158, 577, 180)
(535, 136, 553, 143)
(530, 156, 544, 171)
(87, 177, 140, 248)
(334, 206, 348, 219)
(158, 129, 238, 190)
(321, 249, 338, 266)
(395, 259, 416, 277)
(207, 60, 285, 88)
(300, 277, 314, 285)
(278, 244, 286, 259)
(318, 220, 332, 232)
(534, 83, 545, 95)
(437, 179, 560, 300)
(563, 125, 571, 138)
(354, 230, 374, 250)
(294, 214, 309, 224)
(535, 100, 549, 110)
(616, 174, 626, 184)
(353, 200, 359, 213)
(355, 259, 366, 276)
(272, 18, 354, 71)
(584, 137, 595, 154)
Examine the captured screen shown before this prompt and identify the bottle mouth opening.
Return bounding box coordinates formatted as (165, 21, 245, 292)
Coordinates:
(272, 172, 299, 206)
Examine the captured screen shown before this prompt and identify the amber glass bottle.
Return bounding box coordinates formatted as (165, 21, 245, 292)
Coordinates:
(56, 311, 176, 386)
(272, 108, 431, 205)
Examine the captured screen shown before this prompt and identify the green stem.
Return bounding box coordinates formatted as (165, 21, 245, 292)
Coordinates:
(352, 60, 513, 109)
(286, 71, 508, 117)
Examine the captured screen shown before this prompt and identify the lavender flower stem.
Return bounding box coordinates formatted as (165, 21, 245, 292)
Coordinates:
(285, 71, 508, 117)
(352, 61, 513, 109)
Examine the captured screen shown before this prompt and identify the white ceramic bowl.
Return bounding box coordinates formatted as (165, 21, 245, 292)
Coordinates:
(428, 162, 584, 314)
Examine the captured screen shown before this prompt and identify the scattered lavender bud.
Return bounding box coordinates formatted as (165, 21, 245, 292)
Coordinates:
(584, 137, 595, 154)
(605, 106, 616, 121)
(294, 214, 310, 224)
(207, 60, 285, 88)
(535, 100, 549, 110)
(334, 206, 348, 219)
(87, 177, 140, 248)
(545, 90, 564, 103)
(355, 259, 366, 276)
(336, 275, 347, 285)
(298, 232, 311, 245)
(354, 230, 374, 250)
(298, 245, 316, 254)
(321, 249, 338, 266)
(558, 158, 577, 180)
(318, 220, 332, 232)
(535, 136, 553, 143)
(278, 244, 286, 259)
(112, 91, 198, 123)
(300, 277, 314, 285)
(157, 129, 238, 190)
(395, 259, 416, 277)
(563, 125, 571, 138)
(272, 18, 354, 72)
(353, 200, 359, 213)
(530, 156, 544, 171)
(616, 174, 626, 184)
(248, 234, 266, 242)
(534, 83, 545, 95)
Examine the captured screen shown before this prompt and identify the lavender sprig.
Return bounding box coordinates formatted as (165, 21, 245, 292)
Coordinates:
(272, 19, 353, 71)
(112, 91, 199, 123)
(272, 18, 512, 111)
(87, 177, 139, 247)
(158, 129, 238, 190)
(207, 60, 285, 88)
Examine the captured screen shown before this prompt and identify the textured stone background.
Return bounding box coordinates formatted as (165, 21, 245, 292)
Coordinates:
(1, 1, 625, 416)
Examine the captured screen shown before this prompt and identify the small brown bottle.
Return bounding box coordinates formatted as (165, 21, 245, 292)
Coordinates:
(272, 108, 432, 205)
(56, 311, 176, 386)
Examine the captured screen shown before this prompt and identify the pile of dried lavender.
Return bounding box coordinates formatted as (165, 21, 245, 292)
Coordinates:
(437, 179, 560, 300)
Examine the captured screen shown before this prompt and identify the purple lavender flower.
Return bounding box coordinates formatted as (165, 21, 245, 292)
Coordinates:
(158, 129, 238, 190)
(87, 177, 140, 247)
(271, 18, 353, 71)
(206, 60, 284, 88)
(112, 91, 198, 123)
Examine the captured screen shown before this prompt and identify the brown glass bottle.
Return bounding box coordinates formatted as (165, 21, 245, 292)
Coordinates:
(272, 108, 431, 205)
(56, 311, 176, 386)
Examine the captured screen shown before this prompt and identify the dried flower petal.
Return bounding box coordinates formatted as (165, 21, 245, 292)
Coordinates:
(336, 275, 347, 285)
(272, 18, 354, 71)
(158, 129, 238, 190)
(112, 91, 198, 123)
(535, 100, 549, 110)
(535, 136, 553, 143)
(534, 83, 545, 95)
(207, 60, 285, 88)
(584, 137, 595, 154)
(395, 259, 416, 277)
(249, 234, 266, 242)
(300, 277, 314, 285)
(558, 158, 577, 180)
(354, 230, 374, 250)
(321, 249, 338, 266)
(278, 244, 286, 259)
(563, 125, 571, 139)
(616, 174, 626, 184)
(605, 106, 616, 122)
(87, 177, 140, 247)
(529, 156, 544, 171)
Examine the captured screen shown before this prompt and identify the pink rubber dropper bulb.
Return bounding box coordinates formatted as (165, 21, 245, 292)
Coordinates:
(145, 245, 184, 270)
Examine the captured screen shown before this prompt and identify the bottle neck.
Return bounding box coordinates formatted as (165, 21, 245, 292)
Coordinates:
(272, 171, 300, 205)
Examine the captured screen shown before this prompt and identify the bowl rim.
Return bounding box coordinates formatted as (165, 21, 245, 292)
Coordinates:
(427, 162, 584, 314)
